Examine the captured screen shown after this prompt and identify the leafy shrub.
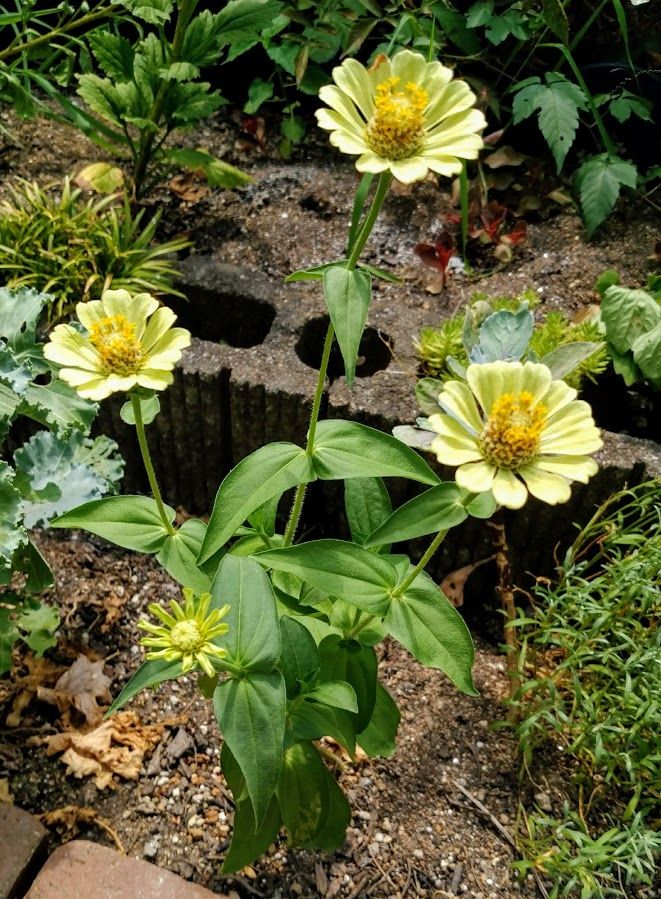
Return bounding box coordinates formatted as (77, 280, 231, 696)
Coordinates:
(0, 286, 124, 673)
(0, 177, 190, 328)
(512, 481, 661, 897)
(597, 278, 661, 390)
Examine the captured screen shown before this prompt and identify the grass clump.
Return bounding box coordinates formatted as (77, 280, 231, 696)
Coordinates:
(512, 480, 661, 898)
(0, 177, 190, 327)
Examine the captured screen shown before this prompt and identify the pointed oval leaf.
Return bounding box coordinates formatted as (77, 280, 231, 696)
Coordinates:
(365, 484, 467, 547)
(107, 658, 184, 716)
(322, 264, 371, 385)
(52, 495, 175, 553)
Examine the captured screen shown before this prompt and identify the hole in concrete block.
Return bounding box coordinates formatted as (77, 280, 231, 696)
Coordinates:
(296, 315, 392, 380)
(167, 289, 275, 347)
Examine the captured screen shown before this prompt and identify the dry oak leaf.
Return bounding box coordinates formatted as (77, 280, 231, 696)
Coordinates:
(36, 710, 165, 789)
(37, 654, 111, 726)
(4, 655, 65, 728)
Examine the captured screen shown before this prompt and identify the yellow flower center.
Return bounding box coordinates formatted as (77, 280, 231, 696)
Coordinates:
(89, 314, 144, 376)
(366, 76, 428, 160)
(479, 391, 546, 469)
(170, 619, 203, 653)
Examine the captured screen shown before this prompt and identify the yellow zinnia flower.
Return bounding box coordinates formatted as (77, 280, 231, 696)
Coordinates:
(315, 49, 486, 183)
(428, 361, 602, 509)
(43, 289, 191, 401)
(138, 588, 231, 678)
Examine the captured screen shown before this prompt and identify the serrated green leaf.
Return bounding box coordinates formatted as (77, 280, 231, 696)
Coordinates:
(0, 286, 46, 347)
(576, 154, 638, 237)
(631, 322, 661, 388)
(312, 420, 439, 485)
(114, 0, 173, 25)
(323, 265, 371, 385)
(214, 671, 286, 826)
(16, 601, 59, 655)
(609, 90, 652, 124)
(536, 74, 586, 171)
(244, 77, 274, 114)
(600, 285, 660, 355)
(52, 495, 175, 553)
(88, 32, 135, 80)
(13, 540, 54, 593)
(199, 442, 314, 564)
(21, 379, 98, 436)
(216, 0, 283, 45)
(0, 463, 27, 581)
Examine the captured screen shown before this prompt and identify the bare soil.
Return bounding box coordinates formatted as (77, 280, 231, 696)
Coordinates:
(1, 108, 659, 898)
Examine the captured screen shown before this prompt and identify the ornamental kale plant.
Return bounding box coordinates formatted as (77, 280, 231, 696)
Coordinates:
(43, 50, 601, 868)
(0, 287, 123, 673)
(76, 0, 280, 197)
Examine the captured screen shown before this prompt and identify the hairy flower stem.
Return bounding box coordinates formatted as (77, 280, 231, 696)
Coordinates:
(487, 509, 520, 700)
(283, 172, 392, 546)
(393, 528, 448, 597)
(131, 394, 176, 536)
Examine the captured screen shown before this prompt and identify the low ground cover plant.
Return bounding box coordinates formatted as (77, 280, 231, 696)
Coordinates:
(0, 177, 189, 328)
(512, 481, 661, 897)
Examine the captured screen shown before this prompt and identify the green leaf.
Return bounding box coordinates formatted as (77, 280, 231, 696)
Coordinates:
(304, 680, 358, 712)
(88, 32, 135, 80)
(470, 307, 534, 363)
(318, 635, 377, 732)
(0, 382, 20, 432)
(464, 490, 498, 519)
(323, 265, 371, 385)
(385, 572, 476, 695)
(256, 540, 399, 616)
(609, 346, 640, 386)
(52, 496, 175, 553)
(539, 342, 605, 380)
(211, 554, 281, 672)
(631, 322, 661, 388)
(115, 0, 173, 25)
(216, 0, 282, 45)
(156, 520, 213, 594)
(575, 154, 638, 237)
(357, 683, 400, 758)
(120, 394, 160, 425)
(221, 746, 281, 872)
(279, 616, 319, 696)
(284, 261, 343, 282)
(0, 286, 46, 347)
(365, 484, 467, 547)
(537, 74, 586, 171)
(107, 658, 184, 716)
(0, 464, 27, 582)
(541, 0, 569, 43)
(164, 147, 252, 189)
(277, 741, 350, 849)
(600, 285, 660, 356)
(14, 540, 54, 593)
(594, 269, 620, 297)
(0, 609, 20, 675)
(609, 90, 652, 124)
(312, 420, 439, 485)
(199, 442, 314, 564)
(344, 477, 392, 549)
(245, 77, 274, 114)
(214, 671, 286, 825)
(21, 379, 97, 437)
(511, 77, 545, 124)
(16, 602, 59, 655)
(289, 700, 356, 757)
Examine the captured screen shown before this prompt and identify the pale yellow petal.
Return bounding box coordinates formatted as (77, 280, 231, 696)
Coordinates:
(355, 152, 390, 173)
(467, 363, 507, 415)
(492, 469, 528, 509)
(137, 370, 174, 391)
(145, 327, 190, 366)
(426, 109, 487, 145)
(533, 455, 598, 483)
(456, 460, 497, 493)
(317, 85, 366, 129)
(141, 306, 177, 352)
(44, 326, 102, 369)
(518, 466, 572, 505)
(431, 435, 483, 466)
(76, 300, 106, 331)
(438, 379, 483, 434)
(390, 157, 430, 183)
(329, 129, 371, 155)
(424, 156, 464, 176)
(332, 57, 377, 118)
(540, 379, 577, 417)
(424, 81, 477, 128)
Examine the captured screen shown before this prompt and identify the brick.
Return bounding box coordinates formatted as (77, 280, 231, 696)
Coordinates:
(24, 840, 229, 899)
(0, 802, 48, 899)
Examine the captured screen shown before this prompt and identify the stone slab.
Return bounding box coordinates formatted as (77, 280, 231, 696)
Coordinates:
(25, 840, 228, 899)
(0, 803, 48, 899)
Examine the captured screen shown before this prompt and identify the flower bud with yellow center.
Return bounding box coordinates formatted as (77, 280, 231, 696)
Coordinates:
(89, 314, 145, 376)
(170, 619, 202, 653)
(479, 392, 547, 470)
(366, 77, 428, 160)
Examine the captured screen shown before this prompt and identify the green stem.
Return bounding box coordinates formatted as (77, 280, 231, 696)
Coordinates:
(393, 529, 448, 598)
(282, 173, 392, 546)
(131, 394, 176, 536)
(0, 6, 114, 62)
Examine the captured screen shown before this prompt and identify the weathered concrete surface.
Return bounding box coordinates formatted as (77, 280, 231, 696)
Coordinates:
(0, 803, 48, 899)
(24, 840, 228, 899)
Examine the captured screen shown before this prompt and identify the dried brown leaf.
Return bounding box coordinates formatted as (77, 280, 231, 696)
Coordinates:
(5, 655, 65, 727)
(0, 778, 13, 803)
(40, 805, 124, 851)
(440, 556, 494, 607)
(37, 654, 111, 726)
(169, 171, 210, 203)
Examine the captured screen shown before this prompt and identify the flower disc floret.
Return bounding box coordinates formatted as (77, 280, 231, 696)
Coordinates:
(427, 361, 602, 509)
(138, 588, 230, 677)
(43, 288, 191, 401)
(315, 49, 486, 183)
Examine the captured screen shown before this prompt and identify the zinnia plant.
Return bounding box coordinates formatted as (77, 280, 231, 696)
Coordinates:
(44, 289, 191, 401)
(429, 360, 602, 509)
(315, 49, 486, 183)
